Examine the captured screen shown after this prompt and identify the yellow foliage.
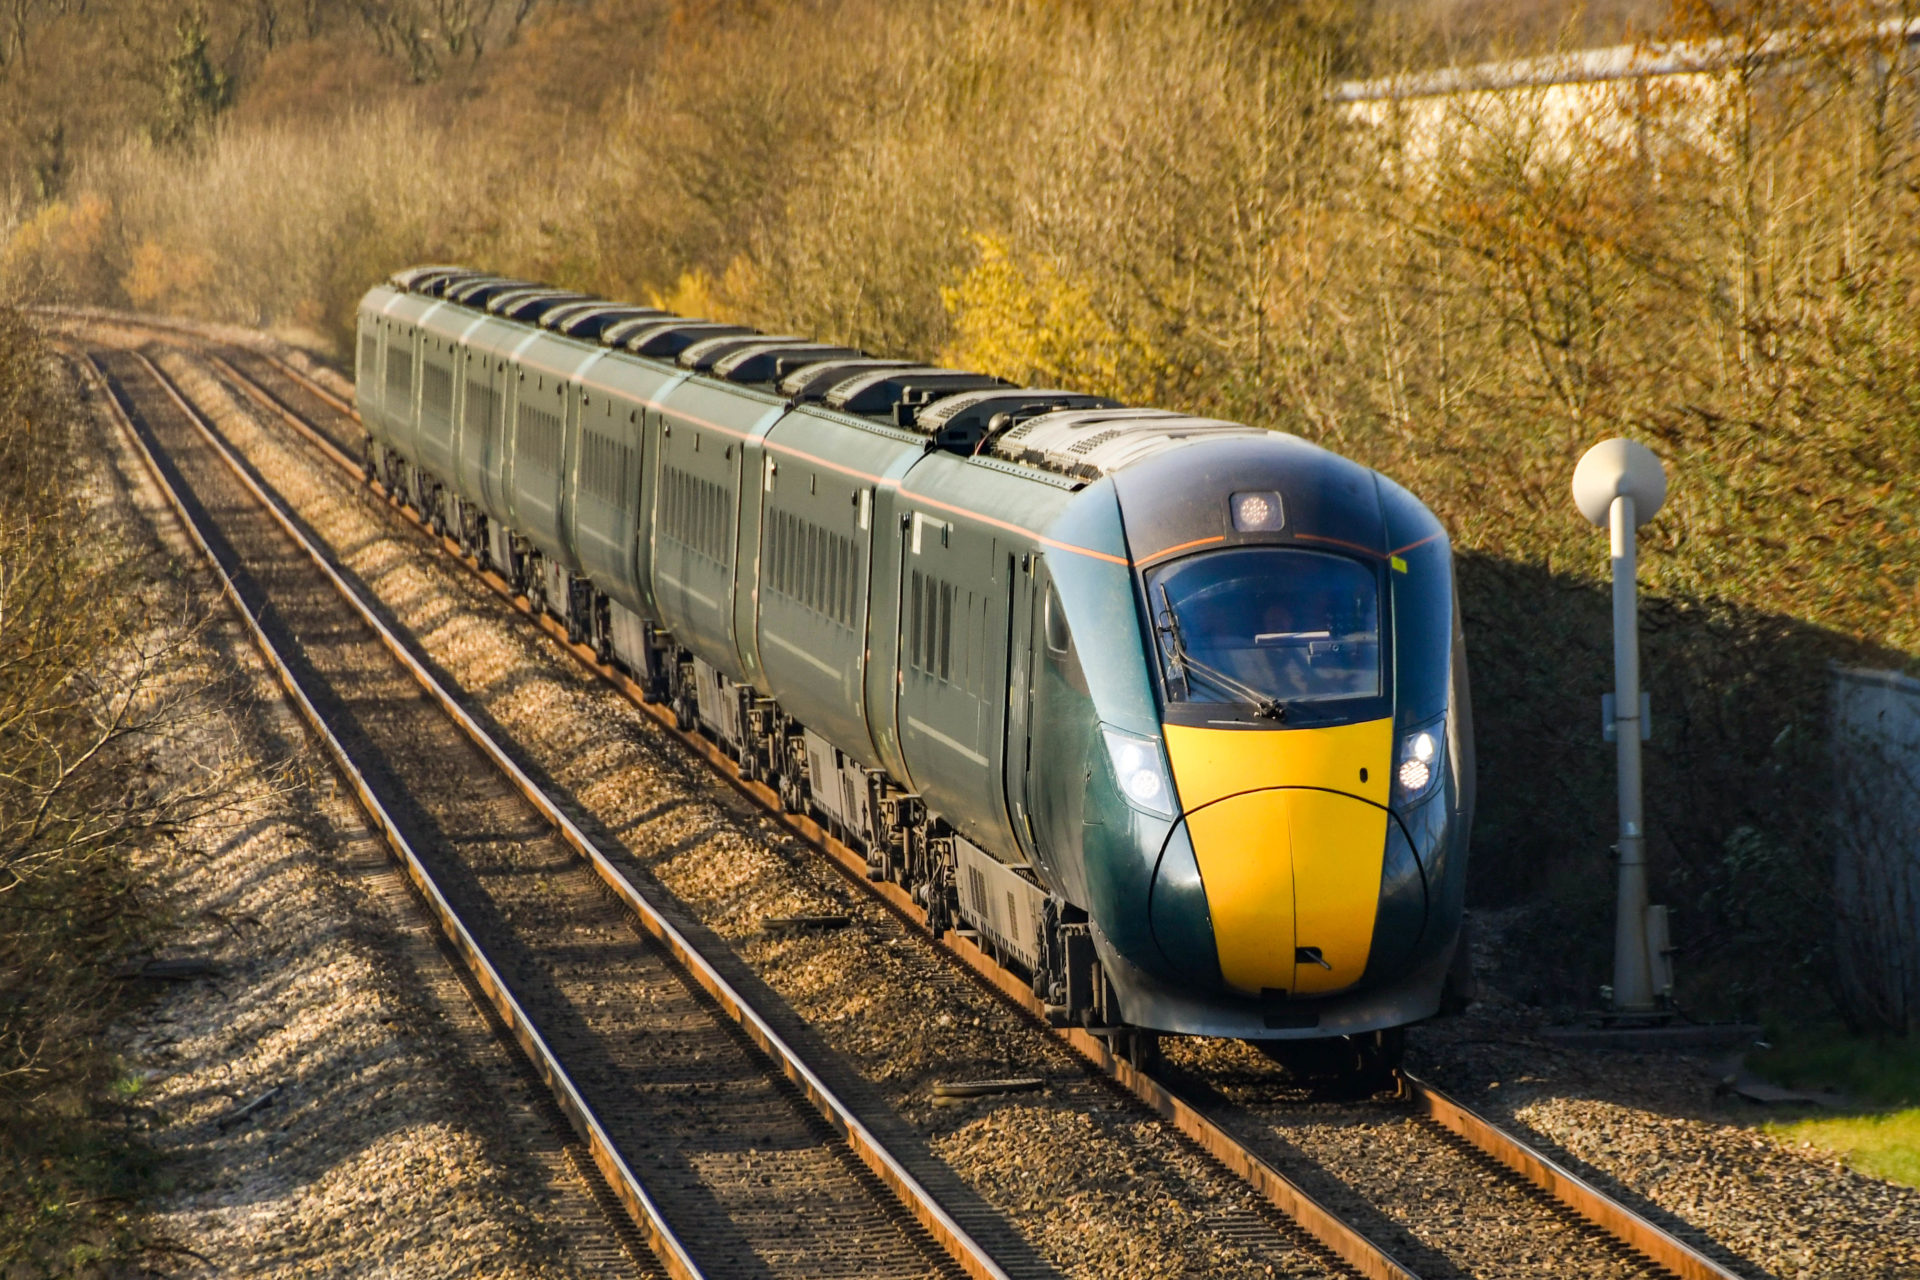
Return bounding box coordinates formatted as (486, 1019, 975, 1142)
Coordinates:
(938, 232, 1162, 403)
(1, 195, 113, 299)
(121, 238, 217, 314)
(648, 253, 759, 323)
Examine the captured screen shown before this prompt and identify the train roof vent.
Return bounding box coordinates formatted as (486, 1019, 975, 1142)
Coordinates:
(1067, 428, 1126, 455)
(712, 342, 863, 384)
(392, 265, 481, 294)
(563, 306, 672, 340)
(622, 321, 757, 359)
(824, 367, 1013, 420)
(602, 317, 735, 352)
(487, 288, 569, 315)
(449, 278, 540, 307)
(420, 270, 490, 298)
(497, 291, 596, 320)
(536, 300, 611, 331)
(986, 408, 1263, 478)
(912, 389, 1121, 456)
(780, 358, 916, 402)
(679, 333, 803, 372)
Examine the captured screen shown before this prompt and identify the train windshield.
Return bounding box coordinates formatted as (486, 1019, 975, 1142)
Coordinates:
(1145, 547, 1384, 722)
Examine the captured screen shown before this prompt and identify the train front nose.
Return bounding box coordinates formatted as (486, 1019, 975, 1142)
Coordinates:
(1173, 788, 1387, 995)
(1157, 720, 1393, 997)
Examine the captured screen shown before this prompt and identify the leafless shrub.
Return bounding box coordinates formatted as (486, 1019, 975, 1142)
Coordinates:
(0, 311, 281, 1264)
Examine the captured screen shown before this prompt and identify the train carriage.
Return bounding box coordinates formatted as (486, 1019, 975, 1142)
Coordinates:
(356, 267, 1475, 1070)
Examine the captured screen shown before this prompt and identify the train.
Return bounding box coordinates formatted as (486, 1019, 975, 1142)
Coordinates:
(353, 265, 1475, 1072)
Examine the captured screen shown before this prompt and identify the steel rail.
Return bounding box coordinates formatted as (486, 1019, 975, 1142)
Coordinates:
(91, 348, 1017, 1280)
(159, 327, 1749, 1280)
(1407, 1075, 1744, 1280)
(77, 349, 705, 1280)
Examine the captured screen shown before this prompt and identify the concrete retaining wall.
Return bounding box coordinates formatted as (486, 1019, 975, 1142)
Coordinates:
(1832, 665, 1920, 1032)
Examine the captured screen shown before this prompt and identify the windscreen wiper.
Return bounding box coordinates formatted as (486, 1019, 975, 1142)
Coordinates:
(1154, 585, 1286, 721)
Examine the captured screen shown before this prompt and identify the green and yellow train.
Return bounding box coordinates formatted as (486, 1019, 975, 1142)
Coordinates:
(355, 266, 1476, 1068)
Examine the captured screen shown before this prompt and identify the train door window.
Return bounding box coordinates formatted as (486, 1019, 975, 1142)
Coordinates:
(909, 570, 923, 669)
(387, 346, 413, 404)
(787, 514, 799, 597)
(836, 538, 851, 626)
(778, 512, 793, 595)
(1043, 582, 1070, 655)
(814, 526, 827, 616)
(937, 580, 953, 681)
(1039, 578, 1088, 694)
(423, 362, 453, 424)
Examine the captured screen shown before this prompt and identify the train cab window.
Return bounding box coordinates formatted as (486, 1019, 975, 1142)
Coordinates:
(1145, 547, 1385, 725)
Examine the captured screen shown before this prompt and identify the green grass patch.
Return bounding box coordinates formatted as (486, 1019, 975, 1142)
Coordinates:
(1752, 1025, 1920, 1188)
(1766, 1110, 1920, 1189)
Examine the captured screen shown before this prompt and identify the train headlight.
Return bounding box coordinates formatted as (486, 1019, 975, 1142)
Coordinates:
(1394, 719, 1445, 807)
(1230, 490, 1286, 532)
(1101, 726, 1178, 819)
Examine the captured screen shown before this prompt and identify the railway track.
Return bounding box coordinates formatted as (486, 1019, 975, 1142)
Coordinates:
(80, 344, 1038, 1280)
(67, 315, 1760, 1280)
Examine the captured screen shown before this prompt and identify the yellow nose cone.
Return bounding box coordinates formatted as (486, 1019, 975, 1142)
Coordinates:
(1165, 720, 1393, 997)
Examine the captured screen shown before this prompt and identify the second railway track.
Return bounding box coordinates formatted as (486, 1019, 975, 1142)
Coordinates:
(69, 319, 1763, 1280)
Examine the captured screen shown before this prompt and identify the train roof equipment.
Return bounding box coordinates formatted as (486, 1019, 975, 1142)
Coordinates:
(599, 317, 749, 355)
(381, 264, 1267, 486)
(534, 300, 610, 331)
(821, 366, 1013, 425)
(778, 357, 917, 402)
(390, 265, 480, 294)
(488, 288, 588, 318)
(497, 290, 596, 320)
(912, 389, 1122, 455)
(557, 306, 674, 340)
(420, 270, 491, 298)
(439, 275, 518, 302)
(984, 407, 1265, 481)
(447, 277, 541, 307)
(678, 333, 805, 373)
(619, 320, 759, 359)
(709, 342, 864, 384)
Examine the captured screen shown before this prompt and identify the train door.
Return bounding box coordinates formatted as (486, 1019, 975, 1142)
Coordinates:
(1003, 552, 1041, 863)
(894, 509, 1004, 845)
(1005, 553, 1083, 887)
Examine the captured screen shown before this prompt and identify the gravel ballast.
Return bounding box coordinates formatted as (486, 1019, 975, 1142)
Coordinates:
(83, 351, 639, 1278)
